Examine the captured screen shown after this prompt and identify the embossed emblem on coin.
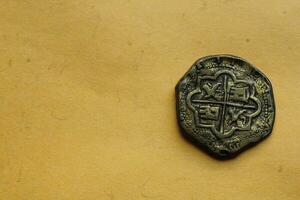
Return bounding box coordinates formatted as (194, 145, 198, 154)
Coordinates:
(176, 55, 275, 158)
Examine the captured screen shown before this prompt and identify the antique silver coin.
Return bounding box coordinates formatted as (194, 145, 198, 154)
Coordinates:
(176, 55, 275, 158)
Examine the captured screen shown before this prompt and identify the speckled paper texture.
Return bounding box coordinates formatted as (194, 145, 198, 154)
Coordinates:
(0, 1, 299, 199)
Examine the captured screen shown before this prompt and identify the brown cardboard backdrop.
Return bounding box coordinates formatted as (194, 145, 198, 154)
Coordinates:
(0, 1, 299, 199)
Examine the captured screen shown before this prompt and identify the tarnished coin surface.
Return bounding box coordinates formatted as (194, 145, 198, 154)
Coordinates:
(176, 55, 275, 158)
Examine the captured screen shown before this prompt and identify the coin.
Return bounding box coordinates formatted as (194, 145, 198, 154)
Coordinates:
(176, 55, 275, 159)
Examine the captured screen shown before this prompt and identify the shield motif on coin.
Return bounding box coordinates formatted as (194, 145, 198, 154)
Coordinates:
(176, 55, 275, 158)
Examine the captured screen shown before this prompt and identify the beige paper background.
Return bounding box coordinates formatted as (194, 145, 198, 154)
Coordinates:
(0, 1, 299, 199)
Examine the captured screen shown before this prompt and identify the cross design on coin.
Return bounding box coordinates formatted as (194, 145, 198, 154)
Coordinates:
(187, 70, 261, 139)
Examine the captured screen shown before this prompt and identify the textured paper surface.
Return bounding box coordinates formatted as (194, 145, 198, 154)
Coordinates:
(0, 1, 299, 199)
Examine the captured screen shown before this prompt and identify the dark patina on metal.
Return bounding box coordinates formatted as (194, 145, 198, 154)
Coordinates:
(176, 55, 275, 159)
